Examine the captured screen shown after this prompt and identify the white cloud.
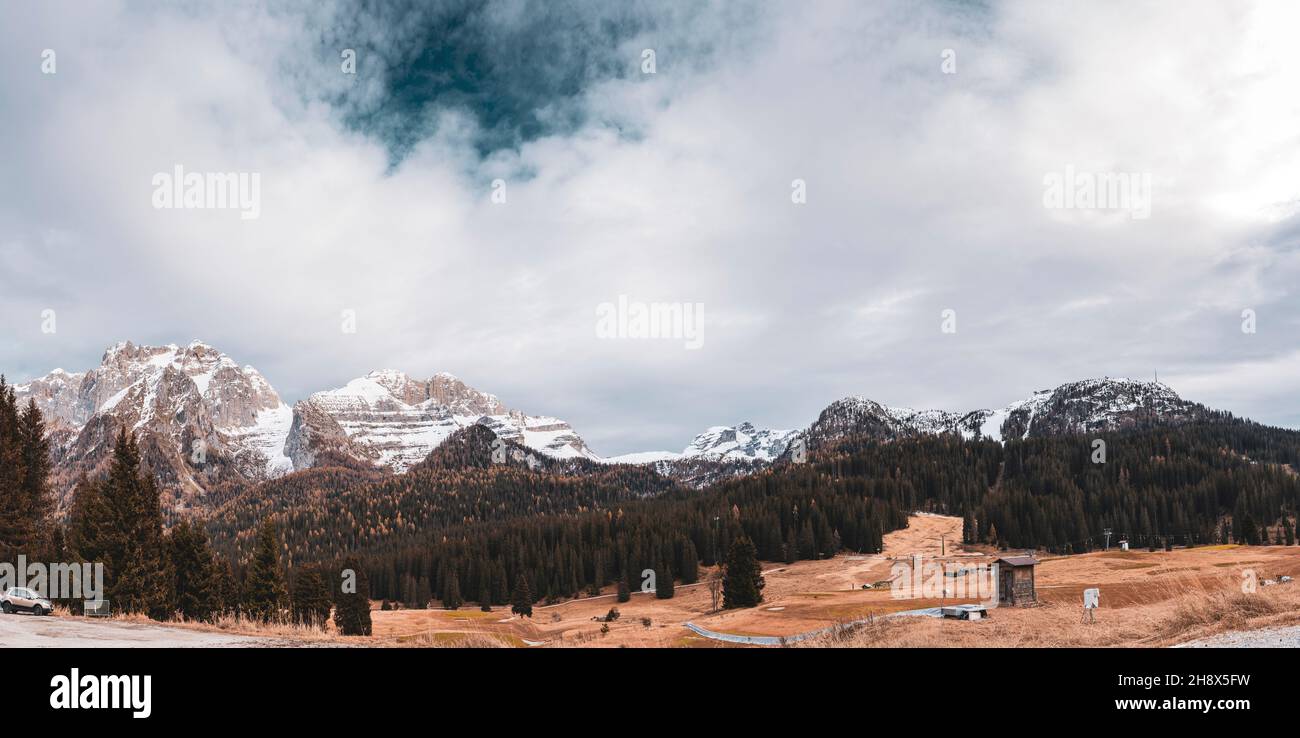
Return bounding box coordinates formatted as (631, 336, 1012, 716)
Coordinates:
(2, 0, 1299, 453)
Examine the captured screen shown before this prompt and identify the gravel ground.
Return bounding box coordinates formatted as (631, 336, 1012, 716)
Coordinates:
(0, 613, 300, 647)
(1176, 625, 1300, 648)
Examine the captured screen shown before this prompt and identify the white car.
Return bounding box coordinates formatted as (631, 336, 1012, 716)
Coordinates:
(1, 587, 53, 615)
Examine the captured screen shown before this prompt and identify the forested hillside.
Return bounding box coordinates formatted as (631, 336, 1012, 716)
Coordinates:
(201, 413, 1300, 605)
(7, 370, 1300, 613)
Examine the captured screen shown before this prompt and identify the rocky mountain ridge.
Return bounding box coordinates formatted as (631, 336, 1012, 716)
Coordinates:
(12, 340, 1220, 503)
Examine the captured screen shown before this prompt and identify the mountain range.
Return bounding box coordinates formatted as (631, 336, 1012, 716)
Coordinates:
(12, 340, 1219, 507)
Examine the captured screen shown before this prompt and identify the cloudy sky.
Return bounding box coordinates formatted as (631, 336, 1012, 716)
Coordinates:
(2, 0, 1299, 455)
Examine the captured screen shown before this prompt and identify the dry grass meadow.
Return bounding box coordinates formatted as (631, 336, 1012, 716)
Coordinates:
(91, 514, 1300, 648)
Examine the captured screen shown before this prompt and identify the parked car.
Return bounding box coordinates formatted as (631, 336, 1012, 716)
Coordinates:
(1, 587, 53, 615)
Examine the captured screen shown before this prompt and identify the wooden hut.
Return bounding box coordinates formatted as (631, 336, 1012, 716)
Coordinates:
(995, 555, 1038, 606)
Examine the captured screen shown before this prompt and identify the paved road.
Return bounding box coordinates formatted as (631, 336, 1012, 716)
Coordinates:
(0, 613, 292, 647)
(684, 606, 946, 646)
(1177, 625, 1300, 648)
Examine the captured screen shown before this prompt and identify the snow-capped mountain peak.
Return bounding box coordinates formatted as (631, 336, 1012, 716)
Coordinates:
(13, 345, 1218, 507)
(284, 370, 597, 472)
(15, 340, 296, 506)
(805, 377, 1205, 447)
(963, 377, 1194, 441)
(681, 421, 797, 462)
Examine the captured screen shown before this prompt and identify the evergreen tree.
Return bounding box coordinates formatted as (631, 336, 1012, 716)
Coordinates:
(616, 576, 630, 603)
(511, 574, 533, 618)
(213, 559, 240, 617)
(655, 559, 674, 599)
(0, 388, 53, 560)
(417, 576, 432, 608)
(243, 519, 287, 622)
(1237, 515, 1258, 545)
(782, 528, 797, 564)
(333, 557, 373, 636)
(17, 399, 52, 553)
(99, 429, 173, 619)
(678, 538, 699, 584)
(290, 564, 333, 628)
(723, 534, 764, 609)
(442, 570, 462, 610)
(479, 585, 492, 612)
(66, 475, 108, 567)
(166, 519, 217, 621)
(47, 525, 66, 562)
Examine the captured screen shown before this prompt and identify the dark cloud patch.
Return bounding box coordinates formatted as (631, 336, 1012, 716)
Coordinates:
(318, 0, 662, 162)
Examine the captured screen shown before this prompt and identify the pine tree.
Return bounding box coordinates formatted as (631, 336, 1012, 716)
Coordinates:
(167, 519, 218, 621)
(479, 584, 492, 612)
(213, 559, 240, 617)
(333, 557, 373, 636)
(417, 576, 432, 608)
(1237, 515, 1258, 545)
(99, 429, 173, 619)
(655, 559, 674, 599)
(442, 570, 462, 610)
(290, 564, 333, 628)
(243, 519, 287, 622)
(616, 576, 630, 603)
(17, 399, 52, 553)
(0, 381, 37, 560)
(66, 475, 108, 564)
(678, 538, 699, 584)
(783, 528, 797, 564)
(511, 573, 533, 618)
(723, 534, 765, 609)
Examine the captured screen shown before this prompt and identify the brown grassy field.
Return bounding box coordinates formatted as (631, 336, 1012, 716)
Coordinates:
(107, 513, 1300, 647)
(347, 513, 1300, 648)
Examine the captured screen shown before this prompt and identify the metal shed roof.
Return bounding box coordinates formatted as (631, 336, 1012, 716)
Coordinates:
(995, 555, 1039, 567)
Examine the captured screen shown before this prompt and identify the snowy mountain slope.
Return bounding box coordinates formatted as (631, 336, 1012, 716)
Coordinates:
(285, 370, 600, 473)
(802, 377, 1209, 448)
(598, 421, 795, 488)
(603, 422, 796, 466)
(15, 341, 295, 505)
(603, 450, 684, 464)
(602, 379, 1202, 484)
(12, 342, 1218, 504)
(680, 422, 798, 462)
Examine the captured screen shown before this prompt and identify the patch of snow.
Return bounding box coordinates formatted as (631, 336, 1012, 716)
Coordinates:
(190, 370, 215, 397)
(319, 376, 395, 403)
(99, 386, 131, 413)
(601, 450, 684, 465)
(230, 404, 295, 475)
(978, 408, 1008, 442)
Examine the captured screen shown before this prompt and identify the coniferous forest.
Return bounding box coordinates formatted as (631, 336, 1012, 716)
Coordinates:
(3, 374, 1300, 618)
(206, 411, 1300, 607)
